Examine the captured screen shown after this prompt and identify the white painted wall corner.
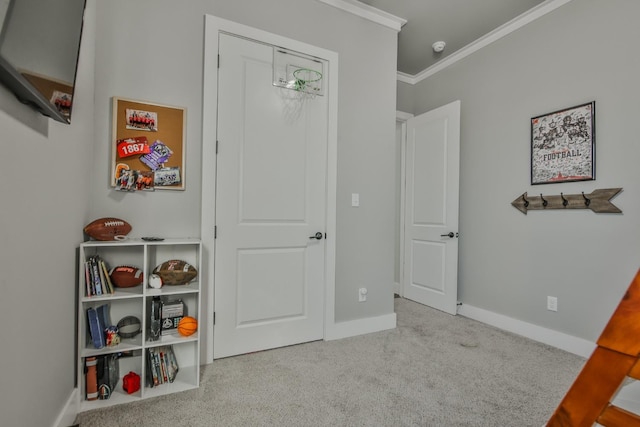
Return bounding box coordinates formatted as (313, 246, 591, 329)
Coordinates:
(52, 388, 78, 427)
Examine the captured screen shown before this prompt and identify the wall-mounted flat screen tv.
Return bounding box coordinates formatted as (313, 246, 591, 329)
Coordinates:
(0, 0, 86, 124)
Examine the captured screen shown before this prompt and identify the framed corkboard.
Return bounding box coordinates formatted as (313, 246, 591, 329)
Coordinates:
(111, 97, 186, 191)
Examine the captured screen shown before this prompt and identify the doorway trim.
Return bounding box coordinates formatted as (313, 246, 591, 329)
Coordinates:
(395, 110, 413, 298)
(201, 15, 338, 364)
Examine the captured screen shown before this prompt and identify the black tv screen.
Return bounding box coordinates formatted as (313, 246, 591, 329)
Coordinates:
(0, 0, 86, 124)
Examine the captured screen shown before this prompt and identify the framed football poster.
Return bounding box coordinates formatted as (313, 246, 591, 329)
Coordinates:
(531, 101, 595, 185)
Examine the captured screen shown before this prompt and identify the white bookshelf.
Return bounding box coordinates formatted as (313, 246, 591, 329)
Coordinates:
(77, 238, 201, 411)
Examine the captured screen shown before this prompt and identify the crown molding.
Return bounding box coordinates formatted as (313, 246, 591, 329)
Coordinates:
(396, 71, 414, 85)
(316, 0, 406, 32)
(397, 0, 574, 85)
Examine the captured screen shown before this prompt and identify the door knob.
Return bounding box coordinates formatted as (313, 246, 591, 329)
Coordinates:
(440, 232, 455, 238)
(309, 232, 323, 240)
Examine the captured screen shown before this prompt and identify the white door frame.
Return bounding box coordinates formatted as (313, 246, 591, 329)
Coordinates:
(395, 110, 413, 298)
(201, 15, 338, 364)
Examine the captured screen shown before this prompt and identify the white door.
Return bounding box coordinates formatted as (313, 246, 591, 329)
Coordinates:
(213, 34, 328, 359)
(403, 101, 460, 314)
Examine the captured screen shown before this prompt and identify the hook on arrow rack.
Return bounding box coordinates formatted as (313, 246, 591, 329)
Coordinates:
(511, 188, 622, 214)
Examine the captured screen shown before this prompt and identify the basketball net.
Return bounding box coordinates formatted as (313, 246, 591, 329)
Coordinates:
(278, 68, 322, 123)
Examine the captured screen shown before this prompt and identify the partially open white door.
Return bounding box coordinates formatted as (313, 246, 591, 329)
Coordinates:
(403, 101, 460, 314)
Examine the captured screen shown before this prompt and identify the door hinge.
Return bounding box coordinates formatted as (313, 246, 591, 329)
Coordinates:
(216, 140, 219, 154)
(214, 226, 217, 239)
(213, 312, 216, 325)
(217, 54, 220, 69)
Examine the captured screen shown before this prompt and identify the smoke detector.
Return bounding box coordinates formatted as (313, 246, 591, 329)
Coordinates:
(432, 41, 446, 53)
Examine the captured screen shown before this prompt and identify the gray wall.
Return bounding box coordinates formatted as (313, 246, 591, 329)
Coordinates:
(91, 0, 398, 325)
(0, 1, 96, 426)
(400, 0, 640, 341)
(396, 81, 414, 114)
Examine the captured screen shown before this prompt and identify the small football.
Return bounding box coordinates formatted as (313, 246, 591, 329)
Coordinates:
(84, 217, 132, 241)
(153, 260, 197, 286)
(110, 265, 143, 288)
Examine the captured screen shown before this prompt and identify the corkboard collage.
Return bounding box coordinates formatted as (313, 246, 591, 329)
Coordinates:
(111, 97, 186, 191)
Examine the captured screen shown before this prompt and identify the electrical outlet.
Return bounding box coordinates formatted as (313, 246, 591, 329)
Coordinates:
(359, 287, 367, 302)
(547, 296, 558, 312)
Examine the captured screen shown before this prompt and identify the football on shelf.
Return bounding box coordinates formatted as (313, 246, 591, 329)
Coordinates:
(153, 260, 197, 286)
(109, 265, 143, 288)
(83, 217, 132, 241)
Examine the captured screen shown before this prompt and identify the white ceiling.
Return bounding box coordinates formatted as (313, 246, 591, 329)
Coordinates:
(357, 0, 547, 76)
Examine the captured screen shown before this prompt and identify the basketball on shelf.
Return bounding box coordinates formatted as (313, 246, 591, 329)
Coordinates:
(177, 316, 198, 337)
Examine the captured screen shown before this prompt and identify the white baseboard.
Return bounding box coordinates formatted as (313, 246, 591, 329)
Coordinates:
(325, 312, 397, 341)
(613, 381, 640, 414)
(393, 281, 401, 296)
(458, 304, 595, 359)
(53, 388, 78, 427)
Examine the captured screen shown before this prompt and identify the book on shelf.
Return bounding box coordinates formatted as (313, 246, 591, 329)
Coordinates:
(90, 257, 102, 296)
(87, 303, 110, 349)
(160, 351, 168, 383)
(84, 262, 92, 297)
(87, 307, 105, 349)
(153, 351, 161, 385)
(85, 256, 115, 297)
(146, 345, 179, 386)
(146, 348, 156, 387)
(167, 348, 178, 382)
(100, 259, 115, 294)
(97, 259, 107, 295)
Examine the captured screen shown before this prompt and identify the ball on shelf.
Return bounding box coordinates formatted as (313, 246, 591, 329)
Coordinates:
(148, 274, 163, 289)
(110, 265, 143, 288)
(117, 316, 141, 339)
(177, 316, 198, 337)
(83, 217, 132, 241)
(153, 259, 197, 286)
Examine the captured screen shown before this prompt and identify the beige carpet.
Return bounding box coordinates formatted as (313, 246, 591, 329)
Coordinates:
(75, 298, 584, 426)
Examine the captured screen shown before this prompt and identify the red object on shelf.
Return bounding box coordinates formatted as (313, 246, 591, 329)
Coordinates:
(123, 371, 140, 394)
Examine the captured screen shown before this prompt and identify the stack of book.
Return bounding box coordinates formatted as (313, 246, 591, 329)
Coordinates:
(146, 345, 179, 387)
(84, 255, 115, 297)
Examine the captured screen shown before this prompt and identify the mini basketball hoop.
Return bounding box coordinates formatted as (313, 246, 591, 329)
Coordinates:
(273, 48, 325, 97)
(273, 48, 325, 122)
(292, 68, 323, 95)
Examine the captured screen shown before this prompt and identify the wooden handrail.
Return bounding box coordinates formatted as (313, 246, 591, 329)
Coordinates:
(547, 269, 640, 427)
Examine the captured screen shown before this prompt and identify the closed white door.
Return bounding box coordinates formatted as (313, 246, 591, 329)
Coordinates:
(213, 34, 328, 359)
(403, 101, 460, 314)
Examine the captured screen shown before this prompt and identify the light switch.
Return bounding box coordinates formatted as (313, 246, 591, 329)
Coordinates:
(351, 193, 360, 207)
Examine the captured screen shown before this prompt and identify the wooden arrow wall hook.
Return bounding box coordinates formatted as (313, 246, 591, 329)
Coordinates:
(511, 188, 622, 214)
